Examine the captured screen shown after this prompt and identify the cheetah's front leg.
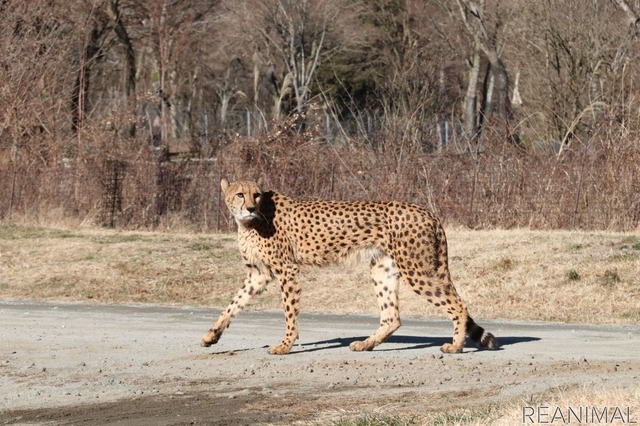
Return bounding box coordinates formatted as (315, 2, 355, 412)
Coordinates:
(268, 265, 301, 355)
(200, 266, 271, 347)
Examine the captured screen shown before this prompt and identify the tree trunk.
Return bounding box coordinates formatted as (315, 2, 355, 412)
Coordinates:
(71, 25, 105, 134)
(107, 0, 137, 137)
(463, 49, 481, 140)
(483, 49, 512, 131)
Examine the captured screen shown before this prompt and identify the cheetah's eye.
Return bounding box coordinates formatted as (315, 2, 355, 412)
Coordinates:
(235, 193, 244, 199)
(253, 193, 261, 201)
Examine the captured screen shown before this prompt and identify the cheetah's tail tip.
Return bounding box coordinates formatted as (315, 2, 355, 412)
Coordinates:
(467, 317, 498, 350)
(480, 331, 498, 350)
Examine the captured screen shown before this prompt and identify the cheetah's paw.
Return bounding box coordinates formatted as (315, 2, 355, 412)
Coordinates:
(349, 340, 375, 352)
(440, 343, 463, 354)
(268, 344, 292, 355)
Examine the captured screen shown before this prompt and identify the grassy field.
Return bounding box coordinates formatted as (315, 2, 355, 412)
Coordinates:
(0, 224, 638, 325)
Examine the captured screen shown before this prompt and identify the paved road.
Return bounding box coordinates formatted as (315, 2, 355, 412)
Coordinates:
(1, 301, 639, 424)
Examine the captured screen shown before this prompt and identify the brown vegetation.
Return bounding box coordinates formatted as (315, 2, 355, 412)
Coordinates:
(2, 129, 639, 231)
(1, 0, 640, 231)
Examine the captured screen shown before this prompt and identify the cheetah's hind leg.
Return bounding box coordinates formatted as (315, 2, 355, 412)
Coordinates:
(349, 255, 401, 352)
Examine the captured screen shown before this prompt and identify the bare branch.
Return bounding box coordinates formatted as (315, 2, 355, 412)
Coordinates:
(612, 0, 640, 28)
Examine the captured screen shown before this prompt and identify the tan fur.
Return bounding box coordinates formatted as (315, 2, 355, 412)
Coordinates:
(200, 179, 497, 354)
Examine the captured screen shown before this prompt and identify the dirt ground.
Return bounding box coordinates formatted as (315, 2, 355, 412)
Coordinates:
(1, 301, 639, 425)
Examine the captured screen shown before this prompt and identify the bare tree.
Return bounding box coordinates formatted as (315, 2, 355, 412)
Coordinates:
(613, 0, 640, 28)
(71, 5, 110, 136)
(455, 0, 513, 142)
(106, 0, 137, 137)
(508, 0, 639, 147)
(0, 1, 82, 217)
(0, 1, 76, 159)
(366, 1, 455, 147)
(135, 0, 218, 147)
(223, 0, 368, 128)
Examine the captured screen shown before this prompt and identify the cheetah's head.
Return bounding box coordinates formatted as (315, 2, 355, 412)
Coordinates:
(221, 178, 264, 226)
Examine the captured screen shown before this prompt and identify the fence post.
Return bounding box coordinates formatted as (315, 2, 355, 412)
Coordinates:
(100, 159, 125, 228)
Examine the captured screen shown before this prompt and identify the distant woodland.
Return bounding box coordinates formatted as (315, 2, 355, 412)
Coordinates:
(1, 0, 640, 230)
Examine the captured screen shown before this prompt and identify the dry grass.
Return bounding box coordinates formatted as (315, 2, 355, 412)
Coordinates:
(396, 383, 640, 426)
(0, 225, 240, 307)
(1, 225, 639, 325)
(443, 229, 640, 324)
(474, 384, 639, 426)
(329, 382, 639, 425)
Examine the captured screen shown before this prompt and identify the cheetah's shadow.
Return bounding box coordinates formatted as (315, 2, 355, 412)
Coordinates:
(294, 335, 540, 353)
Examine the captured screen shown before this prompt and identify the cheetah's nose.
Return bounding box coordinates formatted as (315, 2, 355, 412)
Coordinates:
(247, 207, 256, 213)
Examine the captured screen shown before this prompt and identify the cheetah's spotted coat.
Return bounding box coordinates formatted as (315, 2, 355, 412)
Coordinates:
(200, 179, 497, 354)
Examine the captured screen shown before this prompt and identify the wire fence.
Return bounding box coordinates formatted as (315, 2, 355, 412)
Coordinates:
(166, 108, 470, 153)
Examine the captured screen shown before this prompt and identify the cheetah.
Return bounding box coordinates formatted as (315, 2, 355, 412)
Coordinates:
(200, 178, 497, 355)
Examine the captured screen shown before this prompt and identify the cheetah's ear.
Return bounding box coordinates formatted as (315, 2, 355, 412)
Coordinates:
(256, 177, 265, 191)
(221, 178, 230, 192)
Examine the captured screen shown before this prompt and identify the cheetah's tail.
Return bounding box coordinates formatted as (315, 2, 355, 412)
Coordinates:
(466, 317, 498, 350)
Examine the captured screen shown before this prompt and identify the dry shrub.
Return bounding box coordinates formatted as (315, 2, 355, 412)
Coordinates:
(1, 119, 640, 231)
(212, 126, 640, 231)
